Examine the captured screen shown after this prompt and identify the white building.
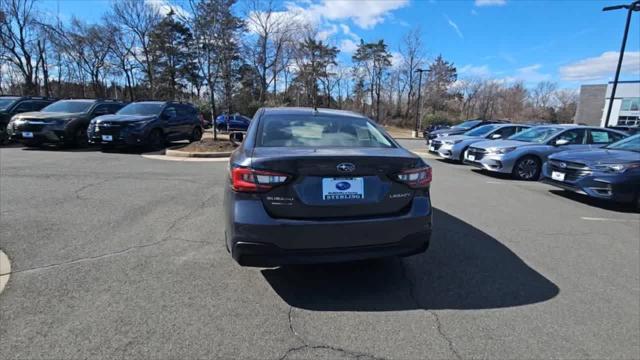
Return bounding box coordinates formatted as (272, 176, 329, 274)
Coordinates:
(600, 80, 640, 127)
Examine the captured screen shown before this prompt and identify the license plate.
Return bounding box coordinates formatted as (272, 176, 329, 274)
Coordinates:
(467, 154, 476, 161)
(22, 132, 34, 138)
(322, 177, 364, 200)
(101, 135, 113, 141)
(429, 146, 435, 152)
(551, 171, 565, 181)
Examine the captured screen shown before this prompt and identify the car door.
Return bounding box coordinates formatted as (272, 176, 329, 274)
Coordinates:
(161, 106, 179, 140)
(588, 129, 626, 148)
(548, 129, 589, 154)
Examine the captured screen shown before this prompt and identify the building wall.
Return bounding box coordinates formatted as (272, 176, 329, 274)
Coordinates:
(574, 84, 606, 126)
(600, 81, 640, 127)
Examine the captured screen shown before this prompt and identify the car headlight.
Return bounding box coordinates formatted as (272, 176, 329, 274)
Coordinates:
(443, 140, 463, 145)
(487, 146, 516, 154)
(592, 163, 640, 173)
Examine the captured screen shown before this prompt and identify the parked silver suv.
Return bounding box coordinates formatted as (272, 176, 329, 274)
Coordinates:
(436, 123, 530, 162)
(464, 125, 628, 180)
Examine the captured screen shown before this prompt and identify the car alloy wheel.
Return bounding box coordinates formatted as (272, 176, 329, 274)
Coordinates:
(515, 157, 540, 180)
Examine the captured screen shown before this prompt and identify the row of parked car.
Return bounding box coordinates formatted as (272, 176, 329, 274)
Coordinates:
(425, 119, 640, 208)
(0, 96, 208, 150)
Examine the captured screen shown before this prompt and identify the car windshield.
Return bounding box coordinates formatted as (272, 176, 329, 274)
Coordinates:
(453, 120, 482, 130)
(509, 127, 564, 143)
(0, 97, 19, 111)
(605, 134, 640, 152)
(41, 100, 94, 113)
(117, 103, 164, 116)
(257, 115, 394, 148)
(465, 124, 500, 137)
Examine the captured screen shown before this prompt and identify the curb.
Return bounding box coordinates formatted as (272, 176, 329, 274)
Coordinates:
(165, 147, 232, 158)
(0, 250, 11, 295)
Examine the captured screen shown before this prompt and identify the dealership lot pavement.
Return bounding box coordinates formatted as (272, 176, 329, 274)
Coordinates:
(1, 141, 639, 359)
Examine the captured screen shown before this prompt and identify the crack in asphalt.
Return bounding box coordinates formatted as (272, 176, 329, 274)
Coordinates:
(278, 306, 387, 360)
(399, 260, 462, 360)
(74, 178, 112, 199)
(9, 192, 216, 275)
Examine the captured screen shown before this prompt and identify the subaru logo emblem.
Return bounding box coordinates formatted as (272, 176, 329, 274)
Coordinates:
(337, 163, 355, 172)
(335, 181, 351, 191)
(559, 162, 567, 168)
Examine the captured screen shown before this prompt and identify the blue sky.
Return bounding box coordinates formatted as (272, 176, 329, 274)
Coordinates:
(40, 0, 640, 89)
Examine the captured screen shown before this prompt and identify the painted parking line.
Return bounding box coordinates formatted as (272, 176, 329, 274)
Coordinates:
(581, 217, 640, 223)
(0, 250, 11, 295)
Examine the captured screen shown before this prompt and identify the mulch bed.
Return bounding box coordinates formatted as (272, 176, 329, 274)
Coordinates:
(172, 138, 237, 153)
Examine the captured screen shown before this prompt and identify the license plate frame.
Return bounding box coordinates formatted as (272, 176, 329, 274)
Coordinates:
(467, 154, 476, 161)
(322, 177, 364, 200)
(101, 135, 113, 142)
(551, 171, 566, 181)
(22, 131, 34, 138)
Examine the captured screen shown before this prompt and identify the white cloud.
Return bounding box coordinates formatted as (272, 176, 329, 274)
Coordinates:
(339, 23, 360, 41)
(559, 51, 640, 81)
(514, 64, 551, 82)
(339, 39, 359, 54)
(459, 64, 491, 77)
(286, 0, 408, 30)
(391, 51, 404, 68)
(445, 16, 463, 39)
(475, 0, 507, 7)
(317, 24, 338, 41)
(145, 0, 190, 18)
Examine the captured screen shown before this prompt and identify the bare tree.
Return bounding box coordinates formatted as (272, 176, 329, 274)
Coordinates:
(0, 0, 40, 94)
(244, 0, 300, 104)
(110, 0, 160, 98)
(399, 27, 425, 119)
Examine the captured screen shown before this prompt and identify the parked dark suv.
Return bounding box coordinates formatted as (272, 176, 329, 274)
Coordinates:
(88, 101, 203, 150)
(8, 99, 124, 147)
(0, 96, 56, 144)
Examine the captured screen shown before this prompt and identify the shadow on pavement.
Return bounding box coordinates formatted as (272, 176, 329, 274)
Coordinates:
(470, 168, 514, 180)
(548, 189, 638, 214)
(262, 208, 559, 311)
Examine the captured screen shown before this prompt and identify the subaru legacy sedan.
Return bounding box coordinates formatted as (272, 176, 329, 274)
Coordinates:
(435, 123, 530, 162)
(223, 107, 433, 267)
(464, 125, 627, 180)
(542, 134, 640, 207)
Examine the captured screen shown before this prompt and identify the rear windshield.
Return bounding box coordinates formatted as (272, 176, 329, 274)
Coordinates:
(257, 115, 394, 148)
(453, 120, 482, 130)
(41, 100, 94, 113)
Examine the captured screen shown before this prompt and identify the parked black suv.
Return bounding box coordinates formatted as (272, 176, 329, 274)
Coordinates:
(0, 96, 56, 144)
(87, 101, 203, 150)
(7, 99, 125, 147)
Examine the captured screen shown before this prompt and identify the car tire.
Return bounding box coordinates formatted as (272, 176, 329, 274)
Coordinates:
(73, 126, 89, 148)
(147, 129, 165, 151)
(513, 156, 541, 181)
(190, 127, 202, 143)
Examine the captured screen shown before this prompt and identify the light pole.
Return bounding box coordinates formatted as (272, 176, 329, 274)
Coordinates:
(602, 0, 640, 127)
(414, 68, 426, 137)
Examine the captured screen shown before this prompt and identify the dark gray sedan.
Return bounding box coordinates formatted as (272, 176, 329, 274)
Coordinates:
(223, 107, 433, 267)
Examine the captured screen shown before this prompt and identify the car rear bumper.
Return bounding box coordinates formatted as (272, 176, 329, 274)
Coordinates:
(225, 191, 432, 267)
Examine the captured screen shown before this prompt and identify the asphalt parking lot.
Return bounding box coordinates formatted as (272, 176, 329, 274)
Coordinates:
(1, 140, 639, 359)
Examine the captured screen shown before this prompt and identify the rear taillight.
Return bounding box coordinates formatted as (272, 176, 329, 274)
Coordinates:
(396, 167, 432, 188)
(231, 167, 289, 192)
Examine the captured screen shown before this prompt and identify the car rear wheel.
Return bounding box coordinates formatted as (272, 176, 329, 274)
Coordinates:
(147, 129, 165, 150)
(513, 156, 541, 181)
(190, 127, 202, 143)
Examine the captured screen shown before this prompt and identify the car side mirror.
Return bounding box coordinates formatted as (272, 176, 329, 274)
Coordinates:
(554, 138, 570, 146)
(490, 133, 502, 139)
